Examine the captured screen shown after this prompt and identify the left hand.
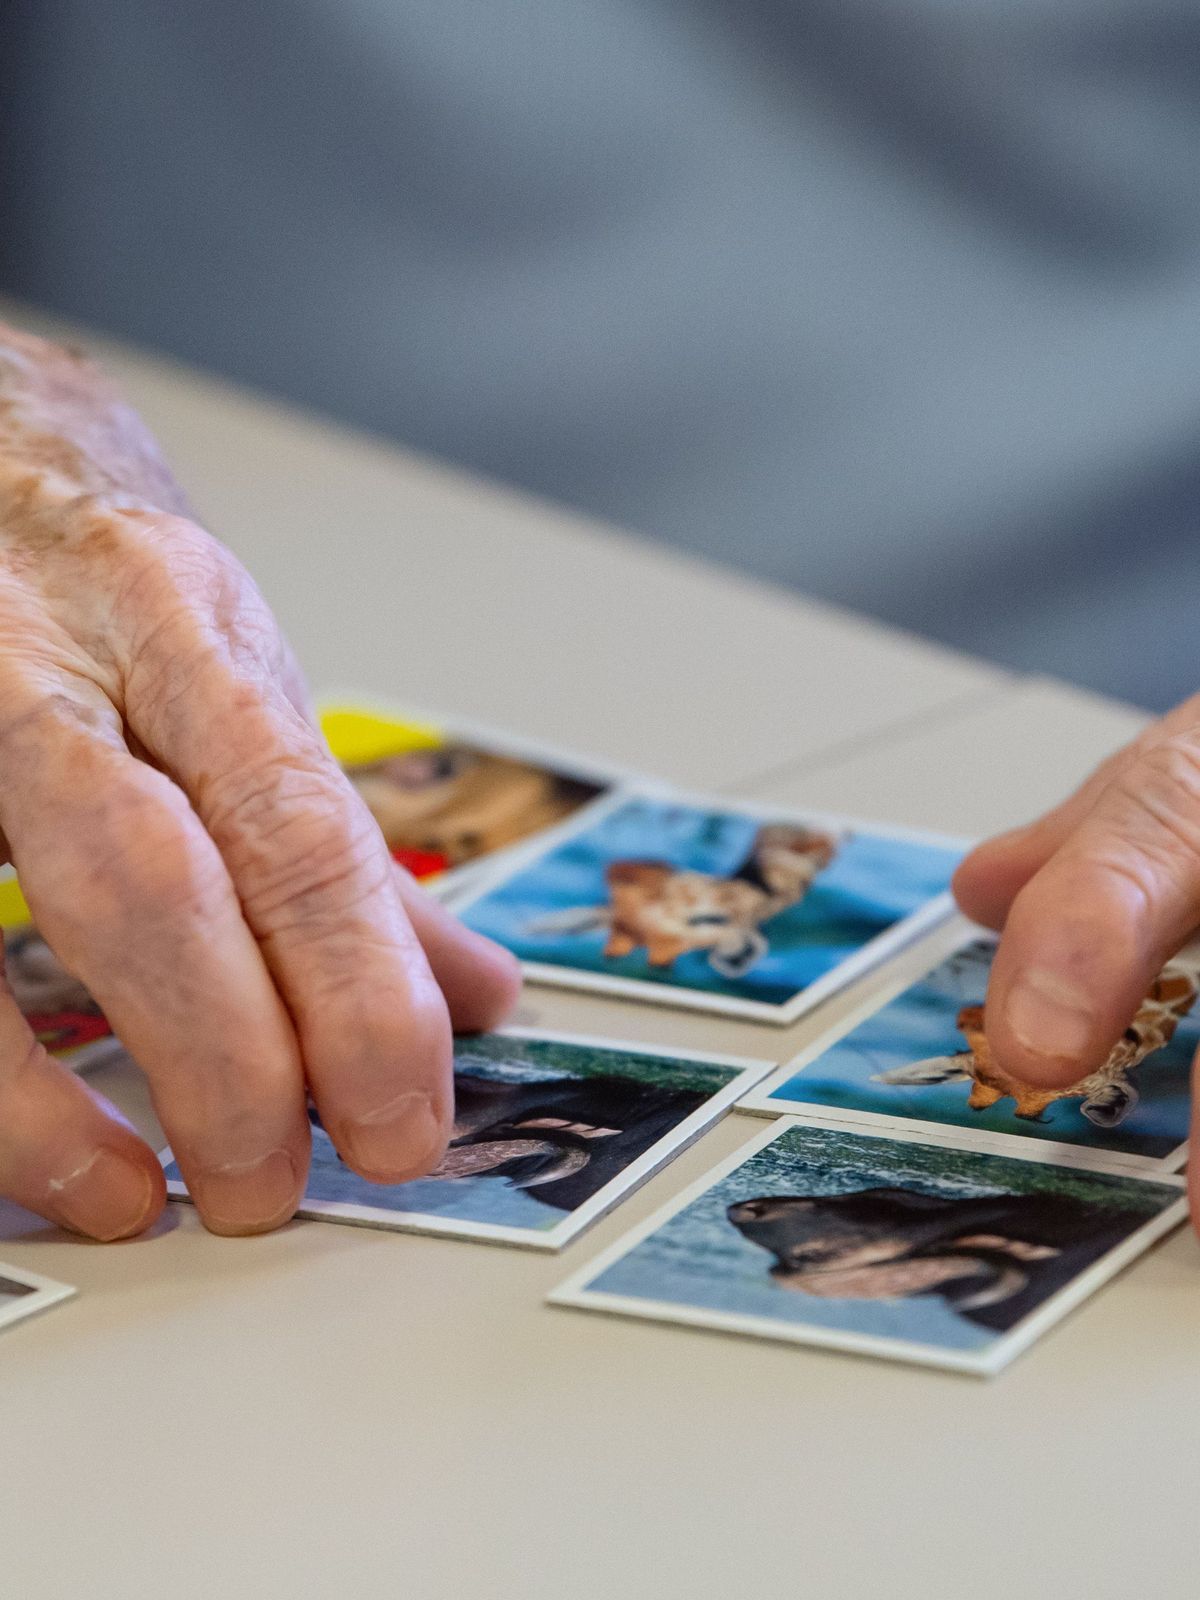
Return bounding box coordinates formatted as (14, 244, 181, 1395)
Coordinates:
(0, 321, 522, 1243)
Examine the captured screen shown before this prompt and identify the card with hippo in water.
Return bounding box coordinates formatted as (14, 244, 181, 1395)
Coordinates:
(549, 1117, 1187, 1375)
(453, 789, 964, 1023)
(739, 921, 1200, 1174)
(160, 1030, 771, 1249)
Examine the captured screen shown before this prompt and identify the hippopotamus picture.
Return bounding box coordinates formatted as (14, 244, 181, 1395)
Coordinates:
(284, 1031, 757, 1247)
(727, 1183, 1152, 1333)
(549, 1120, 1184, 1371)
(309, 1067, 713, 1215)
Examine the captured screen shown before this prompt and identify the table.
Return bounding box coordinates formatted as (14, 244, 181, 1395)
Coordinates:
(0, 302, 1185, 1600)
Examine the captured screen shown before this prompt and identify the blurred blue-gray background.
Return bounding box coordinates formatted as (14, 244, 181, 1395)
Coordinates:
(4, 0, 1200, 710)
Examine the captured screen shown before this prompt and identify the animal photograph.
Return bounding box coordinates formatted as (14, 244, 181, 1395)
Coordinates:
(750, 938, 1199, 1166)
(162, 1031, 761, 1247)
(458, 795, 962, 1019)
(557, 1120, 1184, 1370)
(4, 923, 126, 1074)
(321, 703, 609, 883)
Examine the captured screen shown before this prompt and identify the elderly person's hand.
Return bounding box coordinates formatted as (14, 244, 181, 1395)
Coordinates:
(0, 323, 520, 1240)
(953, 696, 1200, 1223)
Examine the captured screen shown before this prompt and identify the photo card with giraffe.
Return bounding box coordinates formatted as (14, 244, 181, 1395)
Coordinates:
(548, 1116, 1187, 1376)
(453, 787, 965, 1024)
(160, 1028, 772, 1251)
(739, 918, 1199, 1174)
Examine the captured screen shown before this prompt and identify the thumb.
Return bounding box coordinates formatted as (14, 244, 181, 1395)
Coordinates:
(984, 733, 1200, 1089)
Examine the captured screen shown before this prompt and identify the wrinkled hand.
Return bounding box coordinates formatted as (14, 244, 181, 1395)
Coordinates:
(954, 695, 1200, 1224)
(0, 323, 520, 1240)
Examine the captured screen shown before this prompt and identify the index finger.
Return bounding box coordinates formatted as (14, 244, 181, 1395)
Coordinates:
(132, 662, 456, 1183)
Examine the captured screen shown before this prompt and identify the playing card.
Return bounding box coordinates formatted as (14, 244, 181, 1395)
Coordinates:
(320, 698, 630, 897)
(549, 1116, 1186, 1376)
(0, 1261, 76, 1336)
(454, 788, 964, 1023)
(739, 921, 1198, 1173)
(0, 884, 124, 1075)
(160, 1028, 772, 1250)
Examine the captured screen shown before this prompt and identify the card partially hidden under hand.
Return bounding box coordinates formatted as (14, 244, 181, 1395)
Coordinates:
(0, 1262, 76, 1336)
(160, 1029, 772, 1250)
(319, 698, 628, 899)
(739, 921, 1199, 1175)
(0, 906, 126, 1076)
(548, 1116, 1186, 1375)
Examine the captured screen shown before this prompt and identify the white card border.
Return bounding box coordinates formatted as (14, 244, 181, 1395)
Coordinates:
(0, 1260, 76, 1334)
(160, 1026, 775, 1252)
(453, 783, 967, 1024)
(738, 920, 1191, 1175)
(548, 1113, 1188, 1376)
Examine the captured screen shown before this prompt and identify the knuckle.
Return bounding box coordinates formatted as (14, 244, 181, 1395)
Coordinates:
(112, 517, 285, 713)
(8, 499, 188, 595)
(37, 769, 225, 943)
(1073, 853, 1158, 924)
(106, 508, 224, 584)
(0, 688, 119, 767)
(0, 1031, 53, 1098)
(1030, 739, 1200, 938)
(202, 750, 389, 931)
(1119, 736, 1200, 861)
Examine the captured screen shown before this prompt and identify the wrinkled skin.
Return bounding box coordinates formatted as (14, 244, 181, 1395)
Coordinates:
(0, 322, 520, 1240)
(954, 695, 1200, 1238)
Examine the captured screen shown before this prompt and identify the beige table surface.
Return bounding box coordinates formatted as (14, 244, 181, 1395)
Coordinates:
(0, 307, 1191, 1600)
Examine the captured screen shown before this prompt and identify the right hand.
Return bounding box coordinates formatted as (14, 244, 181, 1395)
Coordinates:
(953, 693, 1200, 1229)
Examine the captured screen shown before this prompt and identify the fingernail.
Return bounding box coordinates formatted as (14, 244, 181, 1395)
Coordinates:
(52, 1147, 156, 1243)
(192, 1148, 298, 1235)
(344, 1091, 443, 1181)
(1004, 969, 1094, 1061)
